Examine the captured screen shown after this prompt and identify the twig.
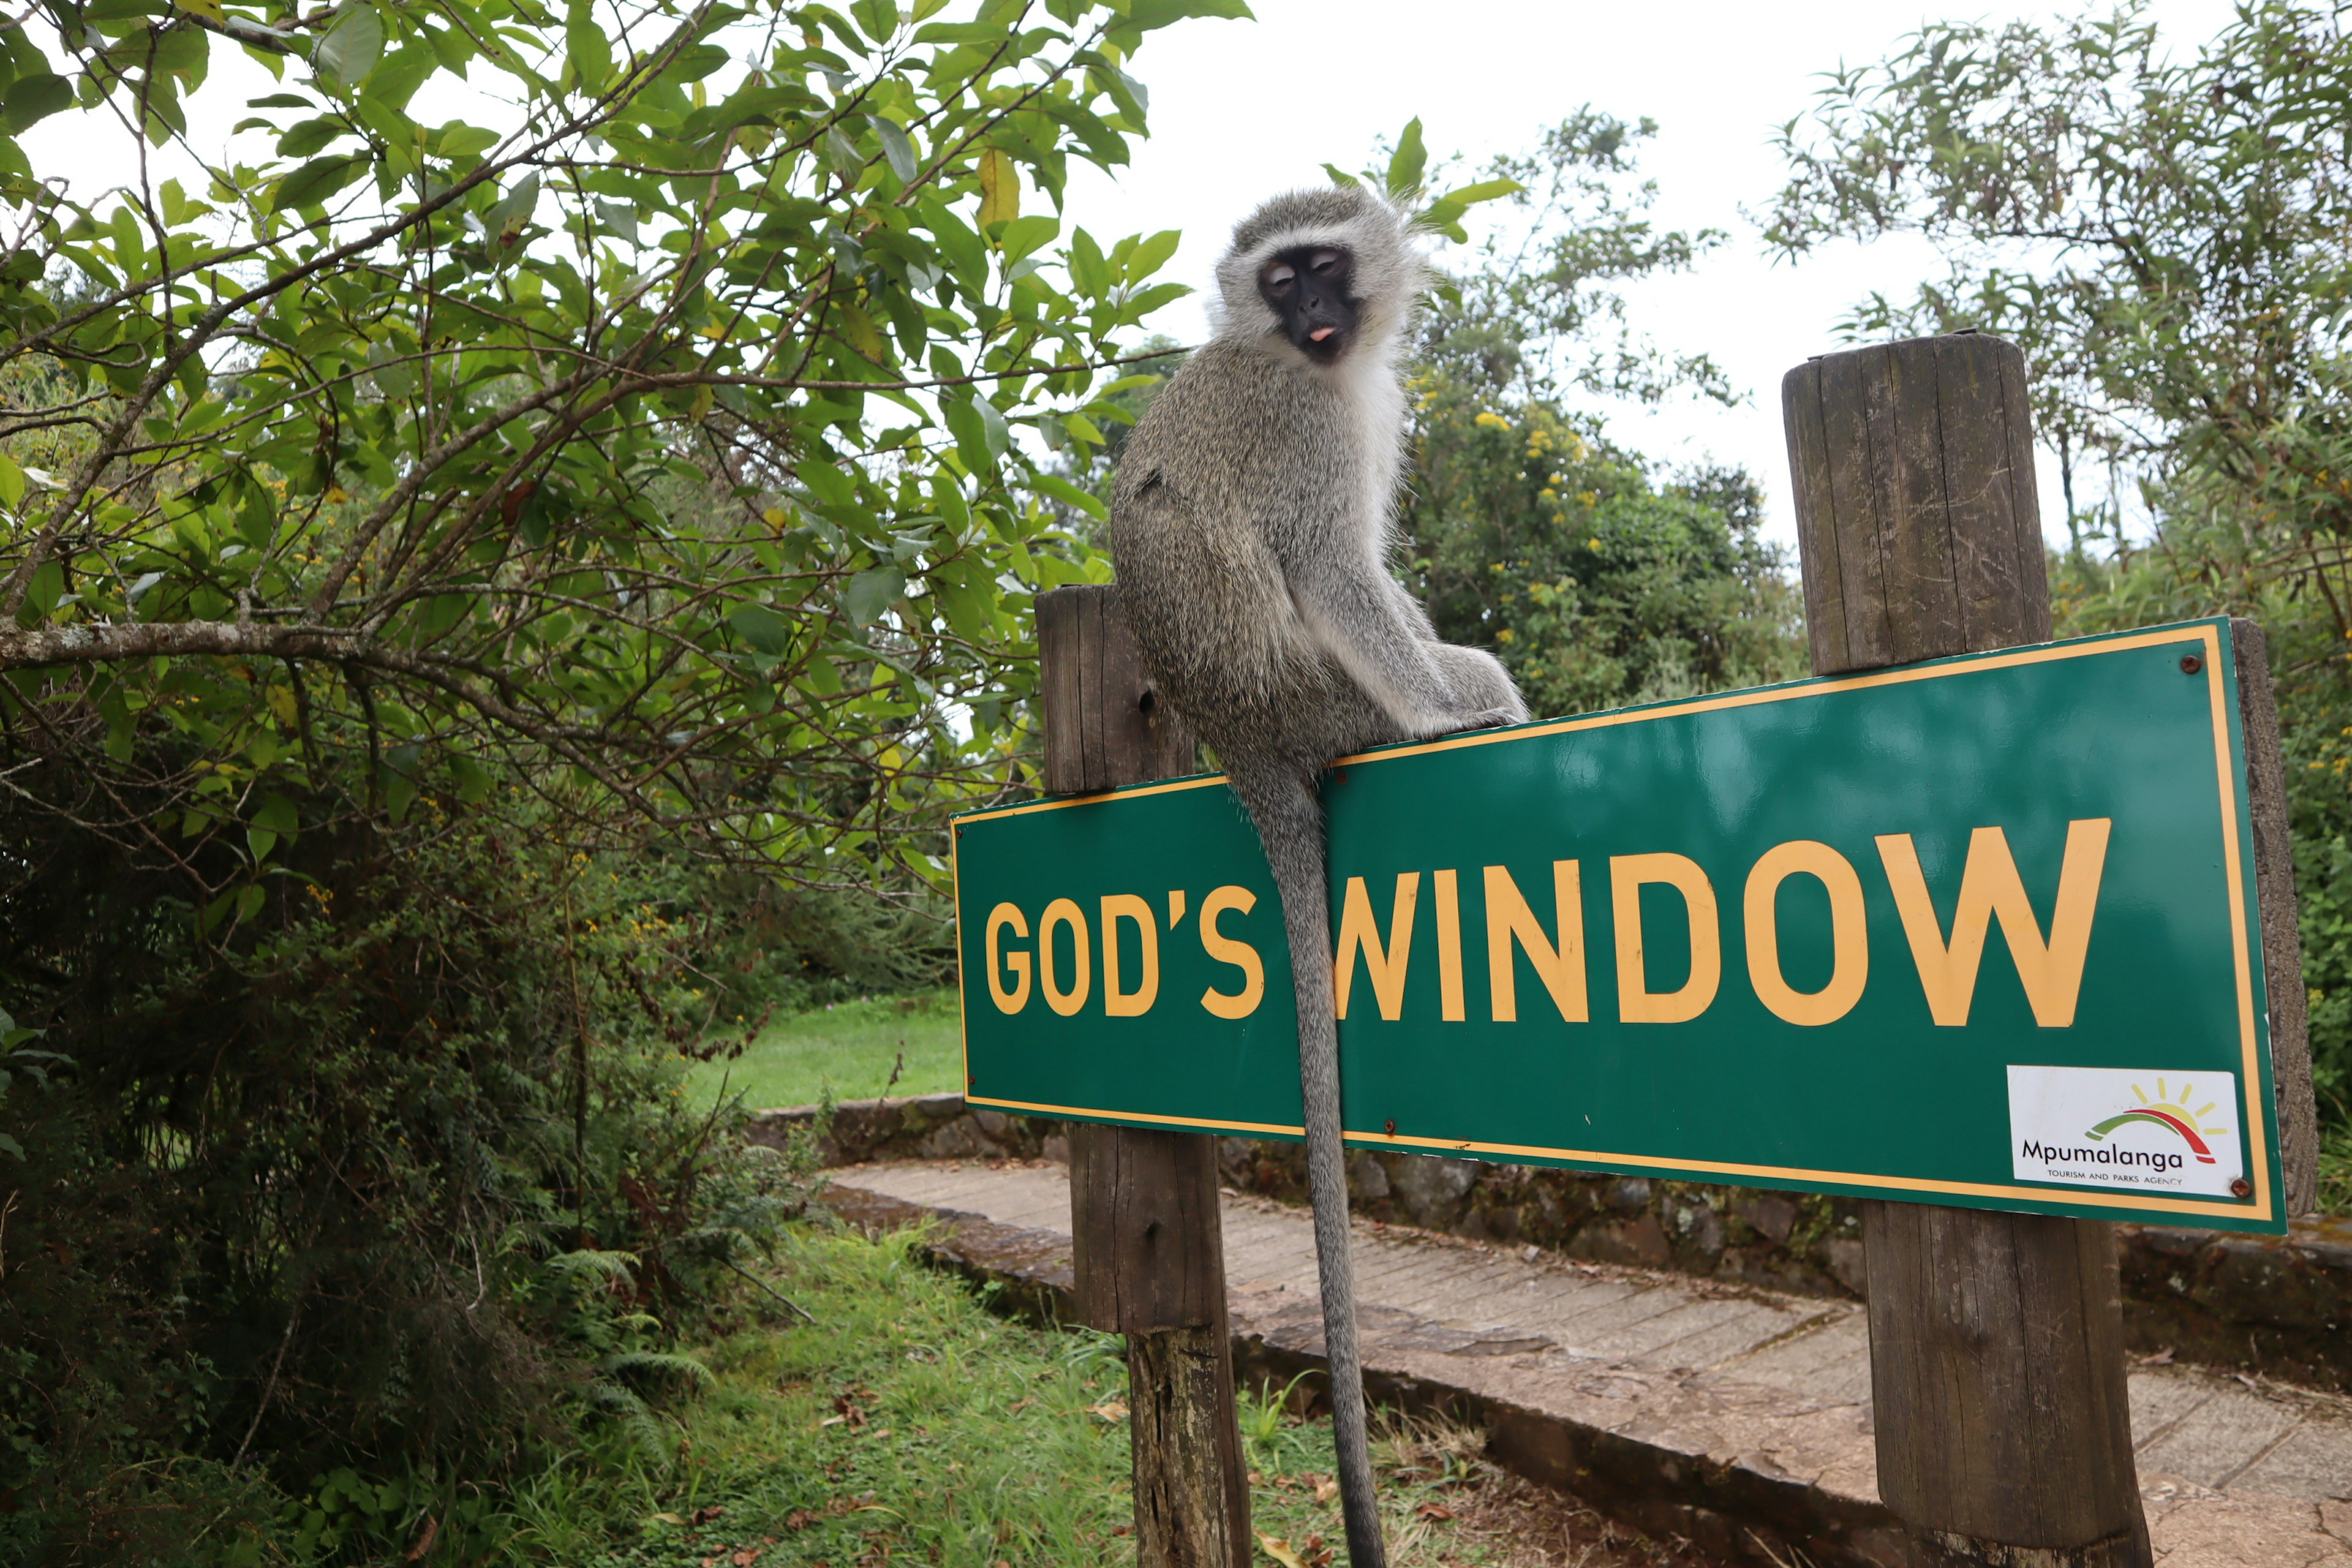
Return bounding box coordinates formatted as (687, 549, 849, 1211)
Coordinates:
(725, 1257, 816, 1324)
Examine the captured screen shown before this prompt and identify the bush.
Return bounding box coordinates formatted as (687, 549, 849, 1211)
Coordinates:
(0, 755, 817, 1564)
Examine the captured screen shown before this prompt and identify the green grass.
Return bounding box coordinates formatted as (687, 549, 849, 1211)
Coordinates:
(2321, 1118, 2352, 1216)
(691, 992, 963, 1110)
(491, 1223, 1531, 1567)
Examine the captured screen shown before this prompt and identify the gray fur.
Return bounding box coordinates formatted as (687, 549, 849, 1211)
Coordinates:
(1110, 187, 1527, 1568)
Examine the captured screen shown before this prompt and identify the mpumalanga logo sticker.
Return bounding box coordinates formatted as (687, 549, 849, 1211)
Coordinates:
(2008, 1065, 2243, 1198)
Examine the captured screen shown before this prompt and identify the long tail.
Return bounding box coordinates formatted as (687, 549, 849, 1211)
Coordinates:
(1229, 763, 1387, 1568)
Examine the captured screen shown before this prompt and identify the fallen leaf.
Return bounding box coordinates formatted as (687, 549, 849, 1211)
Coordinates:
(1087, 1400, 1129, 1422)
(652, 1513, 688, 1526)
(731, 1550, 763, 1567)
(1302, 1534, 1334, 1567)
(820, 1416, 847, 1427)
(2141, 1346, 2176, 1366)
(1313, 1477, 1340, 1505)
(1415, 1501, 1455, 1521)
(1258, 1532, 1307, 1568)
(785, 1510, 817, 1531)
(692, 1506, 726, 1526)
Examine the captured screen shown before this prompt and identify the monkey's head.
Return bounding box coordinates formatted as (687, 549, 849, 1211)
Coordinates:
(1213, 187, 1424, 369)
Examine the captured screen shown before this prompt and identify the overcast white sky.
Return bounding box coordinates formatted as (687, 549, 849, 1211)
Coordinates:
(1068, 0, 2243, 551)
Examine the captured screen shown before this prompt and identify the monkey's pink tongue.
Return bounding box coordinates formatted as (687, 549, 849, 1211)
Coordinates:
(1310, 326, 1335, 342)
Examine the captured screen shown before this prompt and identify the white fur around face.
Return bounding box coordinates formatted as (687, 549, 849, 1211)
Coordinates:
(1207, 191, 1429, 370)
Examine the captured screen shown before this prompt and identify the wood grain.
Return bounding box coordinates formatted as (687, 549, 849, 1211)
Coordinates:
(2231, 617, 2320, 1215)
(1038, 584, 1242, 1568)
(1068, 1122, 1228, 1334)
(1786, 332, 2150, 1566)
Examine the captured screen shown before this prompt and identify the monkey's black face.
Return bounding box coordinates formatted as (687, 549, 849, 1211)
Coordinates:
(1257, 245, 1359, 364)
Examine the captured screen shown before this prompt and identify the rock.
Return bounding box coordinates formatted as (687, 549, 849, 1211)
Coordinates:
(1390, 1153, 1479, 1226)
(1819, 1237, 1868, 1297)
(1676, 1202, 1725, 1262)
(1572, 1212, 1672, 1268)
(918, 1119, 993, 1159)
(1346, 1149, 1392, 1201)
(1732, 1192, 1798, 1246)
(970, 1107, 1011, 1138)
(1041, 1131, 1069, 1164)
(1607, 1177, 1651, 1212)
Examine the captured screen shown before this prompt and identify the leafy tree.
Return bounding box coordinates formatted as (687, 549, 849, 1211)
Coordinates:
(0, 0, 1243, 929)
(1765, 0, 2352, 1114)
(0, 0, 1254, 1549)
(1764, 0, 2352, 560)
(1399, 115, 1801, 717)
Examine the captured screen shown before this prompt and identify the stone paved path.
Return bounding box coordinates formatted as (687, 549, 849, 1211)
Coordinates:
(832, 1159, 2352, 1566)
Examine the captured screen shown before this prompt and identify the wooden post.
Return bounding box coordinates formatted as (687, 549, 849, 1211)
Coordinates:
(1783, 333, 2150, 1568)
(1036, 584, 1250, 1568)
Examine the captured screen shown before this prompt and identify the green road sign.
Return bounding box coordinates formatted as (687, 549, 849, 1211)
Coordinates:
(952, 619, 2290, 1234)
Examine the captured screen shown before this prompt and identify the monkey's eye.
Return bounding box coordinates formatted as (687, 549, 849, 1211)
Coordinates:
(1262, 262, 1295, 290)
(1309, 249, 1343, 274)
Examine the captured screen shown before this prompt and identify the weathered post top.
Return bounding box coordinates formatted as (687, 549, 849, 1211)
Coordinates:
(1782, 331, 2050, 674)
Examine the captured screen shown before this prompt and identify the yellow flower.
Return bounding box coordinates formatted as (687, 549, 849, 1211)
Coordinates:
(1495, 628, 1515, 643)
(1473, 410, 1510, 431)
(1587, 537, 1602, 551)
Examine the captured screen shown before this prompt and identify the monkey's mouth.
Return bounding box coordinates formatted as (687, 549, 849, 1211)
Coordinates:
(1309, 326, 1336, 342)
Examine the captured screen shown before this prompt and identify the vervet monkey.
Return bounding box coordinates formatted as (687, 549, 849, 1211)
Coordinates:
(1110, 187, 1528, 1568)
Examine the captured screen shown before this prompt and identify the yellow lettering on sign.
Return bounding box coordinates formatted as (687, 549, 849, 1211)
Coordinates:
(1335, 872, 1419, 1021)
(1482, 861, 1588, 1023)
(1038, 897, 1091, 1017)
(1611, 854, 1721, 1023)
(1875, 820, 2111, 1027)
(1167, 889, 1188, 927)
(1743, 840, 1868, 1025)
(985, 902, 1031, 1014)
(1101, 894, 1159, 1017)
(1433, 869, 1466, 1022)
(1199, 884, 1264, 1019)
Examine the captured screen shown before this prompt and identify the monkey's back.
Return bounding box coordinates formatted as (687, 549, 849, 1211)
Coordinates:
(1110, 341, 1393, 771)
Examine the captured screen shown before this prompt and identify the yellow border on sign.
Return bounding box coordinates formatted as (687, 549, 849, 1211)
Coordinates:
(955, 624, 2276, 1224)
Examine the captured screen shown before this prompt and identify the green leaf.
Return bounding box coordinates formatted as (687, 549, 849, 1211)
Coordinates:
(448, 754, 492, 804)
(271, 153, 368, 212)
(868, 115, 917, 184)
(1385, 118, 1427, 196)
(434, 121, 499, 159)
(1033, 473, 1107, 521)
(567, 0, 611, 88)
(1438, 177, 1523, 207)
(1124, 229, 1181, 282)
(842, 567, 905, 625)
(0, 1133, 20, 1160)
(313, 1, 384, 93)
(997, 214, 1058, 263)
(3, 74, 72, 131)
(728, 602, 793, 653)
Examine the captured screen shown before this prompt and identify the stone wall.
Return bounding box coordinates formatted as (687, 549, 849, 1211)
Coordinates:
(751, 1093, 2352, 1388)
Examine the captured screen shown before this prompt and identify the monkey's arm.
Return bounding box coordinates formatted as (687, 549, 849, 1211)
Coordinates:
(1284, 543, 1507, 736)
